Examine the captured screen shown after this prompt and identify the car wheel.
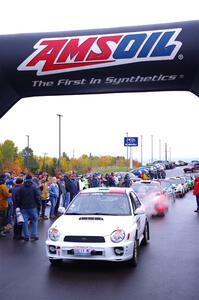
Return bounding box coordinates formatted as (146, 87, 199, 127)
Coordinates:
(141, 221, 150, 245)
(49, 258, 63, 265)
(130, 238, 139, 267)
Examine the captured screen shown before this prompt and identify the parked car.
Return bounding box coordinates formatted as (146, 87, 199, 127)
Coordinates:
(46, 187, 149, 266)
(132, 180, 169, 217)
(183, 162, 199, 173)
(175, 160, 188, 166)
(176, 176, 189, 193)
(167, 177, 185, 198)
(158, 179, 176, 201)
(184, 174, 194, 190)
(152, 160, 166, 169)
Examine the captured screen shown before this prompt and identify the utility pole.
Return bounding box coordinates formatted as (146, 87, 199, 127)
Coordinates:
(56, 114, 63, 171)
(165, 142, 168, 161)
(26, 135, 30, 171)
(169, 147, 171, 161)
(159, 139, 161, 160)
(126, 132, 129, 168)
(151, 134, 154, 163)
(43, 152, 47, 171)
(140, 134, 143, 166)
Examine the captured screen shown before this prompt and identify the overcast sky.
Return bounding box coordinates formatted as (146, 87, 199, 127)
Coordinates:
(0, 1, 199, 163)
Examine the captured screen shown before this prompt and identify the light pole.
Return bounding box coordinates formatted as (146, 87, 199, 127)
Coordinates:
(43, 152, 47, 171)
(56, 114, 63, 171)
(126, 132, 129, 168)
(159, 139, 161, 160)
(26, 135, 30, 170)
(165, 142, 168, 161)
(169, 147, 171, 161)
(140, 134, 143, 166)
(151, 134, 154, 163)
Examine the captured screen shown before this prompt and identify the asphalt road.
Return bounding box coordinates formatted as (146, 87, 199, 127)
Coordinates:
(0, 167, 199, 300)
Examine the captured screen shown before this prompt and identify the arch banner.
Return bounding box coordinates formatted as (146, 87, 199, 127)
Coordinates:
(0, 20, 199, 118)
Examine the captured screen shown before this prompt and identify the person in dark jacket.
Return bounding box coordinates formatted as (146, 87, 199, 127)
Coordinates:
(108, 173, 116, 187)
(123, 173, 131, 187)
(16, 174, 41, 241)
(90, 174, 100, 188)
(70, 175, 80, 199)
(12, 177, 24, 240)
(64, 174, 73, 203)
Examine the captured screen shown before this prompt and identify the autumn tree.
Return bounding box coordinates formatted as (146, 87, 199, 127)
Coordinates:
(0, 140, 18, 172)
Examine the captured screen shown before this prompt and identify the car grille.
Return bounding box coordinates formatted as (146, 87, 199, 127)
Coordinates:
(64, 236, 105, 243)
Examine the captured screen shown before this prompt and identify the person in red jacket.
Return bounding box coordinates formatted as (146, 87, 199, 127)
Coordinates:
(193, 176, 199, 212)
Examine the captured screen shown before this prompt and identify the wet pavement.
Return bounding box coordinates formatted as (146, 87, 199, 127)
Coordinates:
(0, 172, 199, 300)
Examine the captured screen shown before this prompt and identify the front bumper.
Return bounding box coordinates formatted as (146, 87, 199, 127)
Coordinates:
(175, 191, 184, 197)
(46, 239, 134, 262)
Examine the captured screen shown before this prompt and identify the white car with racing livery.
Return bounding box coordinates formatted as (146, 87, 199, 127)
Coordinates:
(46, 187, 149, 267)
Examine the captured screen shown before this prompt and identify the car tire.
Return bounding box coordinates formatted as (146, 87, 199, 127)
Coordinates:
(49, 258, 63, 265)
(130, 238, 139, 267)
(141, 221, 150, 246)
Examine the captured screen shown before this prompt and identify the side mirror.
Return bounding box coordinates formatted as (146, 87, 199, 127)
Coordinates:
(134, 206, 145, 215)
(58, 207, 66, 214)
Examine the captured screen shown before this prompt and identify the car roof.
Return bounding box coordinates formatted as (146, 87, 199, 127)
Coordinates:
(80, 187, 131, 194)
(138, 180, 160, 185)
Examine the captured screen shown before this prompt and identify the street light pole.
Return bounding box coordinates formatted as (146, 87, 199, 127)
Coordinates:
(140, 134, 143, 166)
(159, 139, 161, 160)
(56, 114, 63, 171)
(169, 147, 171, 161)
(165, 142, 168, 161)
(151, 134, 154, 163)
(26, 135, 30, 170)
(126, 132, 129, 168)
(43, 152, 47, 171)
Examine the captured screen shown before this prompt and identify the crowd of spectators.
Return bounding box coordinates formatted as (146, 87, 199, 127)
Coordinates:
(0, 171, 133, 241)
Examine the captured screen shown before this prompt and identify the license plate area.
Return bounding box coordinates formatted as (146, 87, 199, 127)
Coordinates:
(73, 246, 92, 256)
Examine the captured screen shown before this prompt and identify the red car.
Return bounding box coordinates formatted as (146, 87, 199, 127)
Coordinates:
(132, 180, 169, 217)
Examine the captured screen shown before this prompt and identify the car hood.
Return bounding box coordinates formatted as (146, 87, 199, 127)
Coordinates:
(50, 215, 135, 236)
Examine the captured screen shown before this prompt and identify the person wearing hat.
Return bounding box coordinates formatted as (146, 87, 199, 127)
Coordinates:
(15, 174, 41, 241)
(0, 174, 12, 237)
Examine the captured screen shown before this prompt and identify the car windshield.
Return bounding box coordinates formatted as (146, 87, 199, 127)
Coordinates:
(168, 178, 181, 185)
(65, 192, 131, 216)
(132, 183, 161, 194)
(159, 180, 171, 188)
(179, 178, 186, 184)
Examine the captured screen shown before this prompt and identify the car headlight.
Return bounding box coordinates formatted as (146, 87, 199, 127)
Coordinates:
(110, 228, 125, 243)
(49, 227, 60, 241)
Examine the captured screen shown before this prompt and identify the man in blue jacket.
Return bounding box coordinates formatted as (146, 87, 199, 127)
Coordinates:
(16, 174, 41, 241)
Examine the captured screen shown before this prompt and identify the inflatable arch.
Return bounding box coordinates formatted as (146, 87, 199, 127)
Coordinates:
(0, 20, 199, 118)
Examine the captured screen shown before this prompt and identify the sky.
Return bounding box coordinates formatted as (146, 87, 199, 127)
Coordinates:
(0, 0, 199, 164)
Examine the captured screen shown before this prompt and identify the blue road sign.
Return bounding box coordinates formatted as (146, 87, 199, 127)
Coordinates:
(124, 137, 138, 146)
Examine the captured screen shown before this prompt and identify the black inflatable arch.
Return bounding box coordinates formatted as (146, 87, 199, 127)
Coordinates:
(0, 20, 199, 118)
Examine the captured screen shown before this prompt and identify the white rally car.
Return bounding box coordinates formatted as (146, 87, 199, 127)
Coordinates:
(46, 187, 149, 266)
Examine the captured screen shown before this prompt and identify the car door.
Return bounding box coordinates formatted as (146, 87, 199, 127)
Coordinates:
(129, 191, 145, 240)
